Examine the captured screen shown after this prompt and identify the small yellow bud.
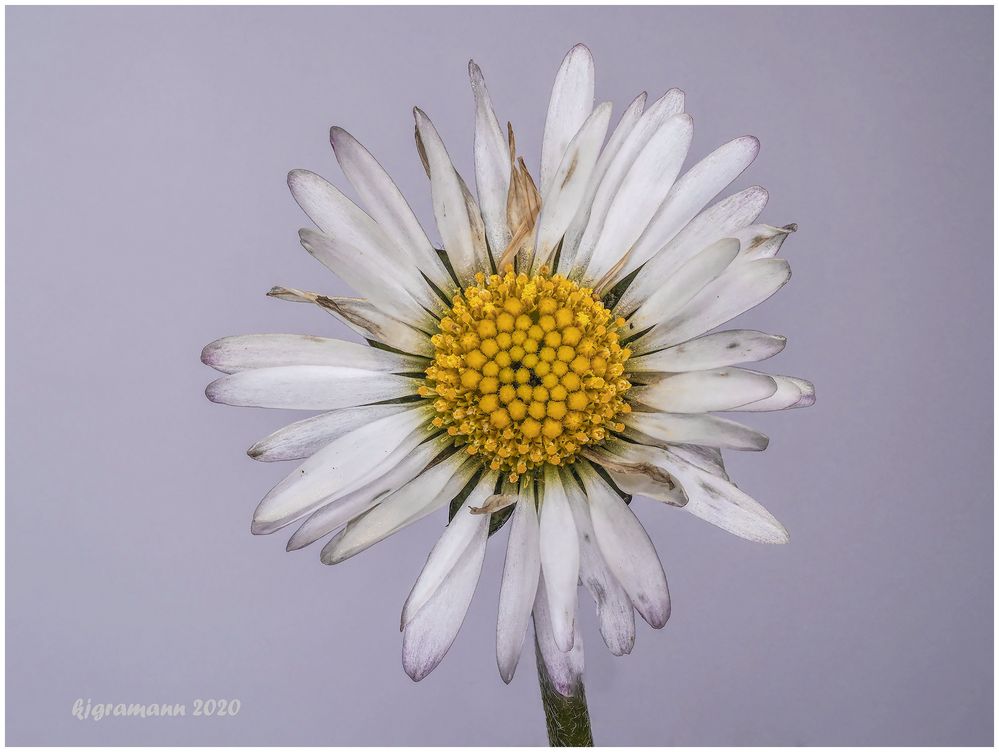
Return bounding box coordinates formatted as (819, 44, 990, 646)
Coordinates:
(555, 308, 574, 328)
(508, 400, 528, 421)
(521, 418, 542, 438)
(466, 350, 487, 370)
(460, 370, 482, 389)
(546, 401, 567, 420)
(490, 409, 511, 429)
(542, 419, 564, 439)
(496, 312, 515, 332)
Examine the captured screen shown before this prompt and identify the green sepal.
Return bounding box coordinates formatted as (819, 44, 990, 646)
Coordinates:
(488, 505, 515, 537)
(447, 470, 483, 523)
(599, 264, 641, 311)
(435, 248, 462, 289)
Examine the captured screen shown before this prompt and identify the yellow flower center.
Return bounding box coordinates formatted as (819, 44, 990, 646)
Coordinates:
(420, 268, 632, 482)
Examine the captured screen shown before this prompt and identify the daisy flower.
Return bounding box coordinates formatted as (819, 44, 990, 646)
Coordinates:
(202, 43, 812, 744)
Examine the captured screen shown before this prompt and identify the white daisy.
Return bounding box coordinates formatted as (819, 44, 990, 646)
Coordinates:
(203, 42, 812, 733)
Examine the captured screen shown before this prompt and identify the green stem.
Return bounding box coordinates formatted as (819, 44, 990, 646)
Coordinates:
(534, 633, 594, 747)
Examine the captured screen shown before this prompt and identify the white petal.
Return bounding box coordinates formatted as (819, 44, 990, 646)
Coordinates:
(538, 467, 579, 652)
(401, 473, 495, 627)
(496, 484, 540, 684)
(298, 227, 433, 326)
(201, 334, 425, 375)
(328, 127, 455, 294)
(533, 573, 585, 697)
(669, 443, 729, 480)
(659, 448, 788, 543)
(248, 403, 410, 462)
(540, 44, 595, 198)
(582, 113, 694, 286)
(789, 377, 816, 408)
(317, 300, 431, 356)
(633, 258, 792, 353)
(732, 222, 796, 263)
(591, 445, 687, 505)
(558, 92, 647, 272)
(732, 373, 814, 412)
(567, 89, 685, 278)
(287, 168, 363, 235)
(330, 126, 454, 292)
(469, 61, 513, 258)
(288, 171, 440, 317)
(630, 368, 778, 413)
(285, 436, 448, 550)
(533, 103, 613, 272)
(205, 365, 417, 411)
(605, 466, 686, 506)
(614, 185, 768, 316)
(622, 238, 740, 337)
(459, 175, 493, 270)
(601, 440, 789, 544)
(414, 108, 490, 284)
(266, 287, 435, 357)
(402, 523, 487, 681)
(624, 411, 769, 452)
(565, 476, 635, 656)
(577, 463, 670, 629)
(251, 408, 431, 534)
(626, 329, 786, 373)
(609, 136, 760, 286)
(321, 453, 478, 564)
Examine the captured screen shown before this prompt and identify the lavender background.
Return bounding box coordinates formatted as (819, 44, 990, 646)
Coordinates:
(6, 5, 993, 746)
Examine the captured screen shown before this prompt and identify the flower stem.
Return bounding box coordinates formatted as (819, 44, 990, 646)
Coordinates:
(534, 634, 594, 747)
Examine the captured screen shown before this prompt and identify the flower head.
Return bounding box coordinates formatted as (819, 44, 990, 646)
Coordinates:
(203, 43, 813, 693)
(423, 268, 634, 479)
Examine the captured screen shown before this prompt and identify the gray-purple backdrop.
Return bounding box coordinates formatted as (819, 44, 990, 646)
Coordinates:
(6, 5, 993, 746)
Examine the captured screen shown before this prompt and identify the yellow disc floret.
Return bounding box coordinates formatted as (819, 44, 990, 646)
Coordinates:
(423, 267, 632, 481)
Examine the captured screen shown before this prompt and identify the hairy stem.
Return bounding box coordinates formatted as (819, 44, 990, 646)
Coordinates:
(534, 633, 594, 747)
